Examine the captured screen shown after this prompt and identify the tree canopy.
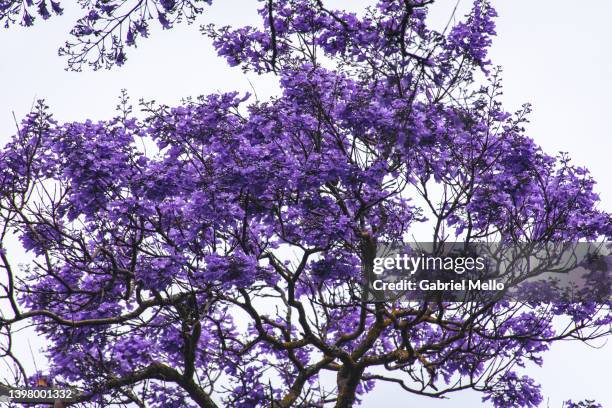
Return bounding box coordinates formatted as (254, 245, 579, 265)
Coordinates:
(0, 1, 610, 407)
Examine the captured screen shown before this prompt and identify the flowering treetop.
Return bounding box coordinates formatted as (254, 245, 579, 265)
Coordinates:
(0, 1, 610, 407)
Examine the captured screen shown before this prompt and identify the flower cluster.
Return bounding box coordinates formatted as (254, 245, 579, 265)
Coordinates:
(1, 1, 610, 407)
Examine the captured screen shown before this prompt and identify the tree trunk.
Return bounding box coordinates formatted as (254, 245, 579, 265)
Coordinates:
(334, 365, 364, 408)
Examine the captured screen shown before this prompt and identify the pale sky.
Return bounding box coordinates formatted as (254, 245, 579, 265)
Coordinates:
(0, 0, 610, 406)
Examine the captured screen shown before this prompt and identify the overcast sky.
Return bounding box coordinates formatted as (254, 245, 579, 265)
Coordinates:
(0, 0, 610, 406)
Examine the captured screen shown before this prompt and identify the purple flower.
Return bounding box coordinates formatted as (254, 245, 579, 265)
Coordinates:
(1, 2, 610, 407)
(158, 12, 171, 29)
(50, 0, 63, 15)
(37, 0, 50, 19)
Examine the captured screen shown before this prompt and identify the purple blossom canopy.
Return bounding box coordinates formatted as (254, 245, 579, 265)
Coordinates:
(0, 1, 610, 407)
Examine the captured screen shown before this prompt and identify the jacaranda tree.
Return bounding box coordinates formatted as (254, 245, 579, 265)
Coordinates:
(1, 1, 610, 407)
